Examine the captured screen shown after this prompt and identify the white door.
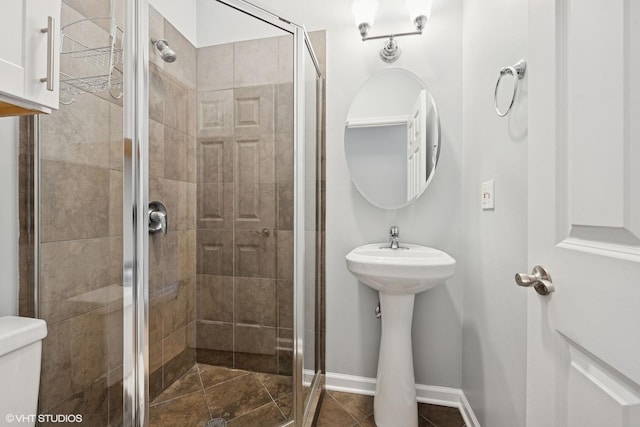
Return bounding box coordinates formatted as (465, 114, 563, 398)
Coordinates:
(527, 0, 640, 426)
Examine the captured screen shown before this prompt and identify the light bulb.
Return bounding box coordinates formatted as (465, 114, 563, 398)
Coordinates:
(351, 0, 379, 28)
(405, 0, 433, 27)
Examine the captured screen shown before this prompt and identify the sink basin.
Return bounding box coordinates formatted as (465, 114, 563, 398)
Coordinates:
(345, 242, 456, 427)
(345, 243, 456, 294)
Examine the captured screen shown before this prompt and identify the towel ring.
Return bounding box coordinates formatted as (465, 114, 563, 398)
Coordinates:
(494, 59, 526, 117)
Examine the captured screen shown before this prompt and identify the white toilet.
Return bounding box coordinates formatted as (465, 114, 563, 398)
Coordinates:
(0, 316, 47, 427)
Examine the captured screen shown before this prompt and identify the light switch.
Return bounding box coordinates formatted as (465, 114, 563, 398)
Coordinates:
(482, 180, 495, 210)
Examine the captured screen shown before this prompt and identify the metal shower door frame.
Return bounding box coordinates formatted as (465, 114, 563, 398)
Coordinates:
(121, 0, 323, 425)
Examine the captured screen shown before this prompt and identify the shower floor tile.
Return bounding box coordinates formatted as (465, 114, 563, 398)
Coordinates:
(316, 390, 467, 427)
(150, 363, 292, 427)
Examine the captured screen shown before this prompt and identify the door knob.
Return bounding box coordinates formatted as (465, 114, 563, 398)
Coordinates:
(149, 201, 168, 234)
(515, 265, 554, 295)
(249, 228, 271, 237)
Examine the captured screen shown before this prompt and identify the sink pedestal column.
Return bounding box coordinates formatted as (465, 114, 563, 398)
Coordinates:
(374, 292, 418, 427)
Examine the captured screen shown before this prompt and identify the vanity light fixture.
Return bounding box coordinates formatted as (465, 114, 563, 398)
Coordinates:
(352, 0, 433, 63)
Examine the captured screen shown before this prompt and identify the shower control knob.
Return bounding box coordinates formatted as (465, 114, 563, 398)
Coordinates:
(149, 201, 168, 234)
(515, 265, 554, 295)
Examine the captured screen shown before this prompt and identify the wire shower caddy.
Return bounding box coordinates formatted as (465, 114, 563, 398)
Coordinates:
(59, 13, 123, 104)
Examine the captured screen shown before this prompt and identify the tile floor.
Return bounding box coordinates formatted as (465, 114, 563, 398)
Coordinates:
(316, 390, 466, 427)
(149, 363, 293, 426)
(149, 363, 465, 427)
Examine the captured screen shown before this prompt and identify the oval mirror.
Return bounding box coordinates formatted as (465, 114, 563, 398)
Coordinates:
(344, 69, 441, 209)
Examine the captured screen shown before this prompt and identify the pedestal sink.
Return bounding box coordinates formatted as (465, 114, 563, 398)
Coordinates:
(346, 243, 456, 427)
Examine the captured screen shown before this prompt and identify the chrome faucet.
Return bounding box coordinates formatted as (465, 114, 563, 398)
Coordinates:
(389, 226, 400, 249)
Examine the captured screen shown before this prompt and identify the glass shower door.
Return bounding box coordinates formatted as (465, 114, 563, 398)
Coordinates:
(25, 0, 127, 425)
(122, 0, 324, 425)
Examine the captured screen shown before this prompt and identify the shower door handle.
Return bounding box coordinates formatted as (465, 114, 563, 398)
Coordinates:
(149, 201, 168, 234)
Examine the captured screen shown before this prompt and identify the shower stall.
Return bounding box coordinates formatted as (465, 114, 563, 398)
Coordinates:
(19, 0, 325, 425)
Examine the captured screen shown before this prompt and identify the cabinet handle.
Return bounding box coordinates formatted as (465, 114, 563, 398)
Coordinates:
(40, 16, 55, 92)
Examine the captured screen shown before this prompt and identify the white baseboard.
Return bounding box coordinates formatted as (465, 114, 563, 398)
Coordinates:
(325, 372, 481, 427)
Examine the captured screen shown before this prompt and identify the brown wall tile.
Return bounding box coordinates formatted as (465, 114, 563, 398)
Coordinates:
(234, 324, 276, 355)
(162, 281, 189, 337)
(164, 326, 187, 362)
(276, 230, 294, 281)
(277, 280, 293, 329)
(162, 232, 180, 286)
(164, 78, 190, 134)
(40, 160, 110, 242)
(234, 182, 276, 230)
(234, 277, 276, 327)
(276, 132, 294, 183)
(234, 38, 278, 88)
(197, 275, 233, 323)
(109, 170, 123, 236)
(149, 233, 166, 299)
(150, 64, 165, 122)
(149, 119, 165, 177)
(198, 182, 233, 230)
(110, 103, 123, 171)
(234, 85, 275, 136)
(277, 181, 294, 231)
(233, 277, 277, 327)
(163, 179, 187, 232)
(69, 310, 109, 390)
(276, 83, 294, 133)
(235, 353, 277, 374)
(197, 230, 233, 276)
(39, 321, 73, 411)
(234, 230, 276, 279)
(198, 137, 233, 183)
(150, 297, 164, 345)
(163, 126, 188, 182)
(40, 377, 109, 427)
(40, 238, 111, 323)
(163, 20, 197, 89)
(110, 236, 123, 286)
(277, 35, 294, 84)
(179, 231, 196, 279)
(197, 320, 233, 351)
(197, 43, 234, 91)
(40, 94, 110, 168)
(197, 89, 234, 138)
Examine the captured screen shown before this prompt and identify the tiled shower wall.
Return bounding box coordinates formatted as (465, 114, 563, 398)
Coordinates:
(194, 35, 296, 375)
(147, 6, 198, 400)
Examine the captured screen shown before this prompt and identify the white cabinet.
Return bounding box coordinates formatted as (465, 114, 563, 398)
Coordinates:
(0, 0, 61, 115)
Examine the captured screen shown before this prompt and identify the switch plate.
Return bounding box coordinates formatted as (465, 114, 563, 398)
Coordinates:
(482, 180, 495, 210)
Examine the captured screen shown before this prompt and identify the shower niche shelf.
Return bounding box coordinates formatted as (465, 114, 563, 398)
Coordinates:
(59, 16, 123, 104)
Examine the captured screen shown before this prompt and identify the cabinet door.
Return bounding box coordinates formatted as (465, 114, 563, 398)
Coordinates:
(24, 0, 60, 110)
(0, 0, 25, 99)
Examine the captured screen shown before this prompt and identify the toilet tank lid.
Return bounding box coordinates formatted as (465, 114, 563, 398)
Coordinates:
(0, 317, 47, 358)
